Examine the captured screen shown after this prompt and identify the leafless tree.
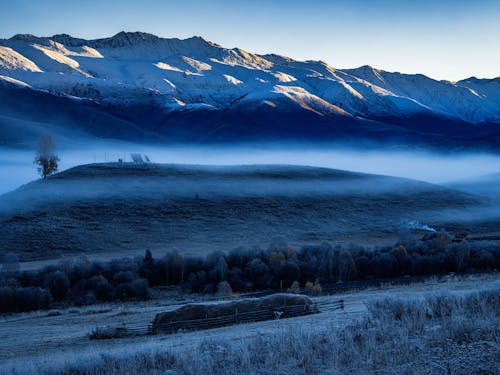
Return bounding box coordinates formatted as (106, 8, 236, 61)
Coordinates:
(34, 133, 59, 178)
(338, 251, 357, 281)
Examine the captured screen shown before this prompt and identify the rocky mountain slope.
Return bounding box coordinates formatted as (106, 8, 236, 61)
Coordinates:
(1, 31, 499, 147)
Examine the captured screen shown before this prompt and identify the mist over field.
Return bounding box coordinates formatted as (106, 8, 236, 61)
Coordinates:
(3, 142, 500, 195)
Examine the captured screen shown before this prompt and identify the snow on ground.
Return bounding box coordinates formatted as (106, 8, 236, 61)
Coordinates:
(0, 32, 499, 122)
(0, 46, 42, 72)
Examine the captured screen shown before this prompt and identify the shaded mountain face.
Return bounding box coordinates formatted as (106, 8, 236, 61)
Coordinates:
(1, 31, 500, 148)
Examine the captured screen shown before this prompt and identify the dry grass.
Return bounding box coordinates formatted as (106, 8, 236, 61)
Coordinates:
(0, 163, 480, 261)
(7, 286, 493, 375)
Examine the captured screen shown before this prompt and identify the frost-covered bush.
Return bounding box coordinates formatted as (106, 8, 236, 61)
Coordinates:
(44, 270, 70, 300)
(85, 275, 113, 301)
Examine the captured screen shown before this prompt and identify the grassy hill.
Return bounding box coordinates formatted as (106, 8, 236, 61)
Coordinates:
(0, 163, 484, 261)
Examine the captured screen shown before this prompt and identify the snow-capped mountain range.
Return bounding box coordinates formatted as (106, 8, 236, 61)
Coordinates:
(1, 31, 500, 147)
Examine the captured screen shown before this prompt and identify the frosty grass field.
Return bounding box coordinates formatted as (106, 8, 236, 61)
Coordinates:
(0, 274, 498, 374)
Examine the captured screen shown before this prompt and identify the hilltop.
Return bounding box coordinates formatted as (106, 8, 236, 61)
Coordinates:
(0, 163, 483, 261)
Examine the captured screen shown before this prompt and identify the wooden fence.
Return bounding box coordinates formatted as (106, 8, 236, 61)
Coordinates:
(88, 299, 349, 340)
(150, 302, 321, 334)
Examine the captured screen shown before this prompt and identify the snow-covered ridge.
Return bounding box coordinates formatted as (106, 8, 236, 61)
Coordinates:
(0, 31, 499, 123)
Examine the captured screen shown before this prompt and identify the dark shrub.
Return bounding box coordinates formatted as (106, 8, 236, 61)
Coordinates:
(139, 249, 154, 280)
(338, 251, 357, 281)
(372, 253, 398, 278)
(228, 267, 251, 292)
(130, 278, 150, 300)
(113, 278, 150, 301)
(355, 255, 371, 278)
(470, 248, 496, 270)
(186, 269, 215, 293)
(209, 257, 228, 285)
(112, 271, 137, 286)
(276, 261, 301, 288)
(113, 283, 134, 301)
(163, 251, 185, 285)
(45, 271, 70, 300)
(0, 286, 52, 313)
(245, 258, 272, 290)
(85, 275, 113, 300)
(227, 247, 254, 269)
(66, 257, 93, 284)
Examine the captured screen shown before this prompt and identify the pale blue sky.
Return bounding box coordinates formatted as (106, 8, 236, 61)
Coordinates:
(1, 0, 499, 81)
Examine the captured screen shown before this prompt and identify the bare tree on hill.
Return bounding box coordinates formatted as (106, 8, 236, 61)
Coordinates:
(34, 133, 59, 179)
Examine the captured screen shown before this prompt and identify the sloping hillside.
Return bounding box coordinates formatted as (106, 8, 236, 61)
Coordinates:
(0, 163, 482, 261)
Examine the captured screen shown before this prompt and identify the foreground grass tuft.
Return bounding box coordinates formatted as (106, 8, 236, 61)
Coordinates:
(44, 287, 499, 375)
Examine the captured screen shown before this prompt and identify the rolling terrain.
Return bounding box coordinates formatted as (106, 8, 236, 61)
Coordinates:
(448, 171, 500, 198)
(0, 163, 487, 261)
(1, 32, 500, 148)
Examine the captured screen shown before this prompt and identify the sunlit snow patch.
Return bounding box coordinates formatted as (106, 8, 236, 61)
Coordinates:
(0, 74, 32, 88)
(273, 72, 297, 83)
(181, 56, 212, 71)
(154, 62, 184, 73)
(263, 100, 277, 108)
(223, 74, 243, 85)
(0, 46, 43, 72)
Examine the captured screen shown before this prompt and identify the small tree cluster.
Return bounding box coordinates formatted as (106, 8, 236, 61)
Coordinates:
(34, 133, 59, 179)
(0, 286, 52, 313)
(0, 233, 498, 313)
(0, 256, 150, 312)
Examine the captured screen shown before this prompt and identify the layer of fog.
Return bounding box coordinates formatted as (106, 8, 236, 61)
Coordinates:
(2, 142, 500, 196)
(0, 170, 437, 214)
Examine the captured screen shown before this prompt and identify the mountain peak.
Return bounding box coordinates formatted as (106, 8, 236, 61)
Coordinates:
(1, 32, 499, 127)
(9, 34, 40, 42)
(260, 53, 296, 66)
(98, 31, 160, 47)
(357, 65, 379, 73)
(188, 35, 209, 43)
(5, 31, 219, 51)
(182, 35, 219, 48)
(83, 32, 217, 50)
(113, 31, 158, 41)
(51, 33, 73, 39)
(460, 76, 500, 83)
(50, 33, 88, 46)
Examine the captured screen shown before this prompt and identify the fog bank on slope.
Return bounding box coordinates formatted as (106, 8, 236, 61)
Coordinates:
(3, 143, 500, 195)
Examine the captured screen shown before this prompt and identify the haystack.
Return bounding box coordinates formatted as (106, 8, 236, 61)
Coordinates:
(152, 293, 313, 329)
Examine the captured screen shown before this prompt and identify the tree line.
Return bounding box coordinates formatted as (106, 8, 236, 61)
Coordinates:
(1, 230, 498, 313)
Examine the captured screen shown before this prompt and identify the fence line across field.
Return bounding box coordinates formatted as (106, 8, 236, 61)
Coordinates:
(0, 299, 350, 360)
(92, 299, 347, 337)
(151, 303, 315, 333)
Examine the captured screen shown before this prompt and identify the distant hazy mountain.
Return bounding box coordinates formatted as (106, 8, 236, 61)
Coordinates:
(1, 31, 500, 148)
